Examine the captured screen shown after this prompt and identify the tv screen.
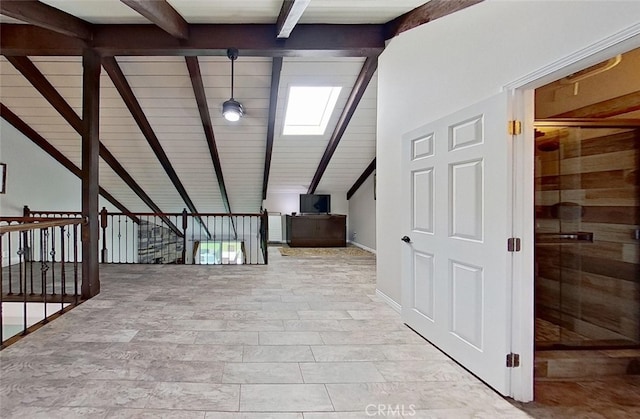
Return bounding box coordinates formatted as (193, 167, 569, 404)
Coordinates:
(300, 194, 331, 214)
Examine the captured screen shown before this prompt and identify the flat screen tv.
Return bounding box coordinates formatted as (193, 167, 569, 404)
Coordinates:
(300, 194, 331, 214)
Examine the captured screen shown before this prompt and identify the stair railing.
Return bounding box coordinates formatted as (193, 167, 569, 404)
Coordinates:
(1, 216, 85, 348)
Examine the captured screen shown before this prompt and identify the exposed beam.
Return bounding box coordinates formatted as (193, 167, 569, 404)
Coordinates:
(1, 104, 81, 175)
(276, 0, 311, 38)
(121, 0, 189, 40)
(384, 0, 483, 39)
(347, 158, 376, 200)
(5, 56, 182, 234)
(262, 57, 283, 200)
(0, 24, 87, 56)
(0, 0, 93, 40)
(0, 103, 138, 222)
(99, 146, 183, 237)
(93, 24, 384, 57)
(6, 56, 83, 133)
(94, 189, 135, 220)
(0, 23, 385, 57)
(307, 56, 378, 194)
(102, 56, 211, 238)
(550, 90, 640, 118)
(81, 49, 101, 298)
(184, 57, 238, 238)
(185, 57, 232, 214)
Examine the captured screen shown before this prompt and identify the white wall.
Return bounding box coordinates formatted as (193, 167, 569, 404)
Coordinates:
(348, 171, 376, 251)
(262, 192, 300, 215)
(322, 192, 348, 217)
(376, 0, 640, 303)
(1, 122, 78, 215)
(1, 121, 120, 214)
(263, 191, 348, 216)
(1, 120, 119, 265)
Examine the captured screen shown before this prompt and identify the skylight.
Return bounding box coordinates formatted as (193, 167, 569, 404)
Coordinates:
(283, 86, 342, 135)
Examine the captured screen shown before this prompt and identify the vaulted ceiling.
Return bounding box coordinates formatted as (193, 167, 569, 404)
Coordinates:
(0, 0, 482, 215)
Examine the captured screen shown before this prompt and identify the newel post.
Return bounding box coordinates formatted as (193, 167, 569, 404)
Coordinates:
(100, 207, 108, 263)
(181, 208, 188, 264)
(262, 209, 269, 265)
(22, 205, 31, 261)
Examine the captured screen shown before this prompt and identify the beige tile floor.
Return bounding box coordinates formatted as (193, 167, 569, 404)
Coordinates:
(1, 248, 639, 418)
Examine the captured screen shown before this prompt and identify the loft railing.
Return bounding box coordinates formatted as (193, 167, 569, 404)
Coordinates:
(25, 207, 269, 266)
(0, 217, 85, 348)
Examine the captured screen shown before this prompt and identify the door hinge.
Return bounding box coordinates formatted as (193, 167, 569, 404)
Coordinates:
(506, 353, 520, 368)
(507, 237, 521, 252)
(508, 120, 522, 136)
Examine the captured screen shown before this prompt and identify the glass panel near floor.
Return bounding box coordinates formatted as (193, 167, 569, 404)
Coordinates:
(534, 125, 640, 348)
(197, 240, 244, 265)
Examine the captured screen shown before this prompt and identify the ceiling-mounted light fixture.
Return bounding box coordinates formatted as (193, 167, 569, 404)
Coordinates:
(222, 48, 244, 122)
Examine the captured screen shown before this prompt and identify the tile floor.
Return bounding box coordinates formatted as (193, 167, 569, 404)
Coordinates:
(1, 247, 639, 418)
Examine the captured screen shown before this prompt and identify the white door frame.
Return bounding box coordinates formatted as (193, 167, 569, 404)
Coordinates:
(505, 23, 640, 402)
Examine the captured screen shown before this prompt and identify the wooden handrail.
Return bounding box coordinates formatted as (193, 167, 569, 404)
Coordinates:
(1, 216, 81, 222)
(105, 212, 264, 217)
(0, 217, 86, 233)
(24, 210, 263, 217)
(25, 211, 82, 216)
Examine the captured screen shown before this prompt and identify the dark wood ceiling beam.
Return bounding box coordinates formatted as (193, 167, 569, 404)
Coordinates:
(185, 56, 231, 213)
(6, 56, 83, 133)
(0, 103, 138, 223)
(94, 24, 384, 57)
(550, 90, 640, 118)
(0, 24, 87, 56)
(98, 146, 183, 236)
(307, 56, 378, 194)
(0, 23, 384, 57)
(4, 56, 182, 233)
(1, 103, 81, 176)
(276, 0, 311, 38)
(384, 0, 483, 39)
(262, 57, 283, 200)
(120, 0, 189, 40)
(0, 0, 93, 40)
(102, 56, 211, 238)
(347, 158, 376, 200)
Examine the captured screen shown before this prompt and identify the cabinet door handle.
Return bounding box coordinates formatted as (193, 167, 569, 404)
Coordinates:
(401, 236, 411, 243)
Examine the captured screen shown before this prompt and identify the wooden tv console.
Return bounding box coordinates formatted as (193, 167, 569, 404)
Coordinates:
(285, 214, 346, 247)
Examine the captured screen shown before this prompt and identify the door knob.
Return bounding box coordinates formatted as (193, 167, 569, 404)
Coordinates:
(401, 236, 411, 243)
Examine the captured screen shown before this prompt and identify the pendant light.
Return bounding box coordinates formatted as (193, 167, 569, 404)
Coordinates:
(222, 48, 244, 122)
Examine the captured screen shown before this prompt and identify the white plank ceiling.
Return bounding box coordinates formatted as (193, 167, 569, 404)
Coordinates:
(35, 0, 426, 24)
(1, 0, 427, 214)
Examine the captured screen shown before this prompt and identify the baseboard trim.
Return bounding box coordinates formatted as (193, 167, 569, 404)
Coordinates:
(376, 289, 401, 313)
(347, 240, 376, 254)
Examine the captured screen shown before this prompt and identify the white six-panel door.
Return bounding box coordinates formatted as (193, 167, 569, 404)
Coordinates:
(401, 92, 514, 395)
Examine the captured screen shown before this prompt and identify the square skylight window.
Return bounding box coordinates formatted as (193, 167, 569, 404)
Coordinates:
(283, 86, 342, 135)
